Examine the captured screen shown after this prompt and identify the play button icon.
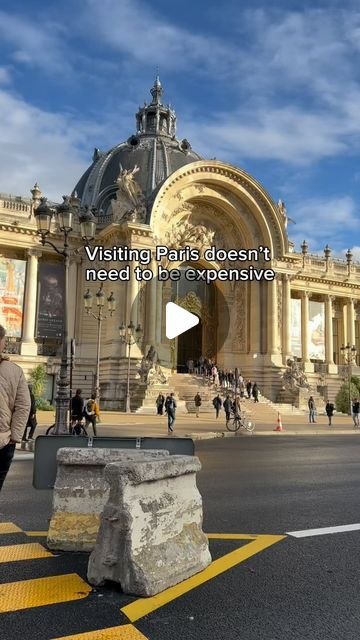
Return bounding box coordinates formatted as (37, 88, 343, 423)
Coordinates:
(165, 302, 199, 340)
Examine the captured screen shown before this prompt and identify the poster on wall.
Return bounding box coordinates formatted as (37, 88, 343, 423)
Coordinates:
(36, 263, 64, 339)
(308, 301, 325, 360)
(290, 298, 302, 357)
(0, 258, 26, 336)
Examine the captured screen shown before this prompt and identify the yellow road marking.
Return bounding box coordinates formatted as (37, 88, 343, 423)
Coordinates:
(24, 531, 48, 537)
(0, 522, 22, 534)
(0, 573, 92, 613)
(122, 534, 285, 622)
(0, 543, 53, 563)
(53, 624, 148, 639)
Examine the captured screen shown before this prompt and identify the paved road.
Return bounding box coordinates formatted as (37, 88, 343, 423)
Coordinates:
(1, 436, 360, 639)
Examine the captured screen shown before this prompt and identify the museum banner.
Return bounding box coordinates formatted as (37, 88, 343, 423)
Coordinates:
(0, 257, 26, 336)
(308, 301, 325, 360)
(36, 262, 64, 339)
(290, 298, 301, 357)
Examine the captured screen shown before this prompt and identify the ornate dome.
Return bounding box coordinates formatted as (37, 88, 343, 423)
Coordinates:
(73, 77, 203, 225)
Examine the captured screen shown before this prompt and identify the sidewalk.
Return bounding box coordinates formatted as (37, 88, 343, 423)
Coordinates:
(14, 410, 360, 456)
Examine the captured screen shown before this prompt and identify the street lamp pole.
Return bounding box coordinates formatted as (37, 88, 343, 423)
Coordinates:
(119, 321, 143, 413)
(340, 343, 357, 416)
(84, 285, 116, 404)
(34, 196, 96, 434)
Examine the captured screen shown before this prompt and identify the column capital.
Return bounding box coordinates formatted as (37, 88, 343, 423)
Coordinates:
(27, 248, 42, 258)
(301, 290, 310, 299)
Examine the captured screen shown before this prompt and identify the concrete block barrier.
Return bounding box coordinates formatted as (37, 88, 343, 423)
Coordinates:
(47, 447, 169, 551)
(87, 455, 212, 596)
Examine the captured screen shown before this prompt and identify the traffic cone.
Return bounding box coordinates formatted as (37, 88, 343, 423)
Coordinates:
(274, 411, 283, 431)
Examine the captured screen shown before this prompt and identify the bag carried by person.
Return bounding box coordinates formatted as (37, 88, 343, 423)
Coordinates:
(85, 399, 95, 416)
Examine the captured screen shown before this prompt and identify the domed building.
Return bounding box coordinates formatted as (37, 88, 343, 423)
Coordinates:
(0, 77, 359, 412)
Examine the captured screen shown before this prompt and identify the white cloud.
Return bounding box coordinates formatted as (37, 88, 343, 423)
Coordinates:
(0, 11, 70, 74)
(0, 88, 95, 200)
(0, 67, 11, 85)
(288, 196, 359, 251)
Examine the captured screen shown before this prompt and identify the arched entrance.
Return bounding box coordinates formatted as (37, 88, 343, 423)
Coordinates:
(177, 316, 202, 372)
(172, 265, 217, 372)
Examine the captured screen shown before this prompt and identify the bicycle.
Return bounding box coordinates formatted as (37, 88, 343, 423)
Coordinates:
(226, 412, 255, 433)
(46, 418, 88, 437)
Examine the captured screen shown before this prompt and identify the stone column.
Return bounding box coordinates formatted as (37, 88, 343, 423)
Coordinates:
(347, 298, 356, 347)
(342, 301, 348, 346)
(301, 292, 310, 363)
(155, 280, 163, 344)
(325, 295, 336, 371)
(126, 260, 138, 326)
(146, 257, 157, 346)
(267, 277, 279, 354)
(249, 281, 261, 355)
(282, 274, 291, 362)
(20, 248, 42, 356)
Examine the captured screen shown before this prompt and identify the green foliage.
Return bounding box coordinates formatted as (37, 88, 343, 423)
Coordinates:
(335, 383, 359, 414)
(29, 364, 47, 399)
(35, 397, 54, 411)
(351, 376, 360, 393)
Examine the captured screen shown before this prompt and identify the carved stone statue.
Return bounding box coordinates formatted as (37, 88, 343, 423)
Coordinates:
(277, 199, 295, 228)
(282, 358, 310, 391)
(138, 346, 167, 384)
(112, 164, 146, 223)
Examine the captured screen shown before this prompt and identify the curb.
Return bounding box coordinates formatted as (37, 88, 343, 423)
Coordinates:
(187, 430, 360, 440)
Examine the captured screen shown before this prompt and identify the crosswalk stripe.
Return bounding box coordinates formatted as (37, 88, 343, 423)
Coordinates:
(0, 543, 53, 563)
(0, 573, 92, 612)
(52, 624, 148, 639)
(0, 522, 22, 534)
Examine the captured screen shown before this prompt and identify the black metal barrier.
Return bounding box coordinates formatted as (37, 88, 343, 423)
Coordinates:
(33, 435, 195, 489)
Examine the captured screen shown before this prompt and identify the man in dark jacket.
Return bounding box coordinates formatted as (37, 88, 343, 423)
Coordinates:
(213, 394, 222, 418)
(252, 382, 259, 403)
(352, 398, 360, 428)
(71, 389, 84, 428)
(325, 400, 334, 426)
(194, 392, 202, 418)
(22, 384, 37, 442)
(165, 393, 177, 434)
(223, 395, 232, 425)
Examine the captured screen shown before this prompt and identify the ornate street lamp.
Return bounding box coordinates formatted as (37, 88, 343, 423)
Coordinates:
(34, 196, 97, 434)
(84, 285, 116, 403)
(340, 343, 357, 415)
(119, 321, 143, 413)
(346, 249, 353, 276)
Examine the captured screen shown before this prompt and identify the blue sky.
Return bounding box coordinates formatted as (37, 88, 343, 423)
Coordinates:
(0, 0, 359, 258)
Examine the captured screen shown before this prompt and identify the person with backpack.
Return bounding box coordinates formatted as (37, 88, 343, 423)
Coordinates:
(84, 393, 100, 436)
(22, 384, 37, 442)
(325, 400, 335, 426)
(352, 398, 360, 428)
(212, 394, 222, 418)
(308, 396, 316, 423)
(194, 392, 202, 418)
(165, 393, 177, 435)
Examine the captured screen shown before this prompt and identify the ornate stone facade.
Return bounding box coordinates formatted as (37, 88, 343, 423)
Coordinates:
(0, 78, 359, 407)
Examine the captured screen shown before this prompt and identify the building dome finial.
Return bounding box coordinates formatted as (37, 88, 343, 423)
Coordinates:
(150, 74, 163, 105)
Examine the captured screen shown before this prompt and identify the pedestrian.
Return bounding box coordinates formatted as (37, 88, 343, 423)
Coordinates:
(84, 393, 100, 436)
(308, 396, 316, 423)
(232, 395, 241, 417)
(71, 388, 84, 430)
(0, 325, 31, 491)
(252, 382, 259, 403)
(223, 394, 232, 426)
(246, 380, 252, 399)
(212, 394, 222, 418)
(22, 384, 37, 442)
(352, 398, 360, 428)
(194, 392, 202, 418)
(156, 392, 165, 415)
(165, 392, 177, 434)
(325, 400, 334, 426)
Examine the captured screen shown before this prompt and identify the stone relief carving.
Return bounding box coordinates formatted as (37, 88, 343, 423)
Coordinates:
(138, 345, 168, 385)
(282, 358, 311, 391)
(231, 284, 246, 351)
(176, 291, 202, 317)
(112, 165, 146, 223)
